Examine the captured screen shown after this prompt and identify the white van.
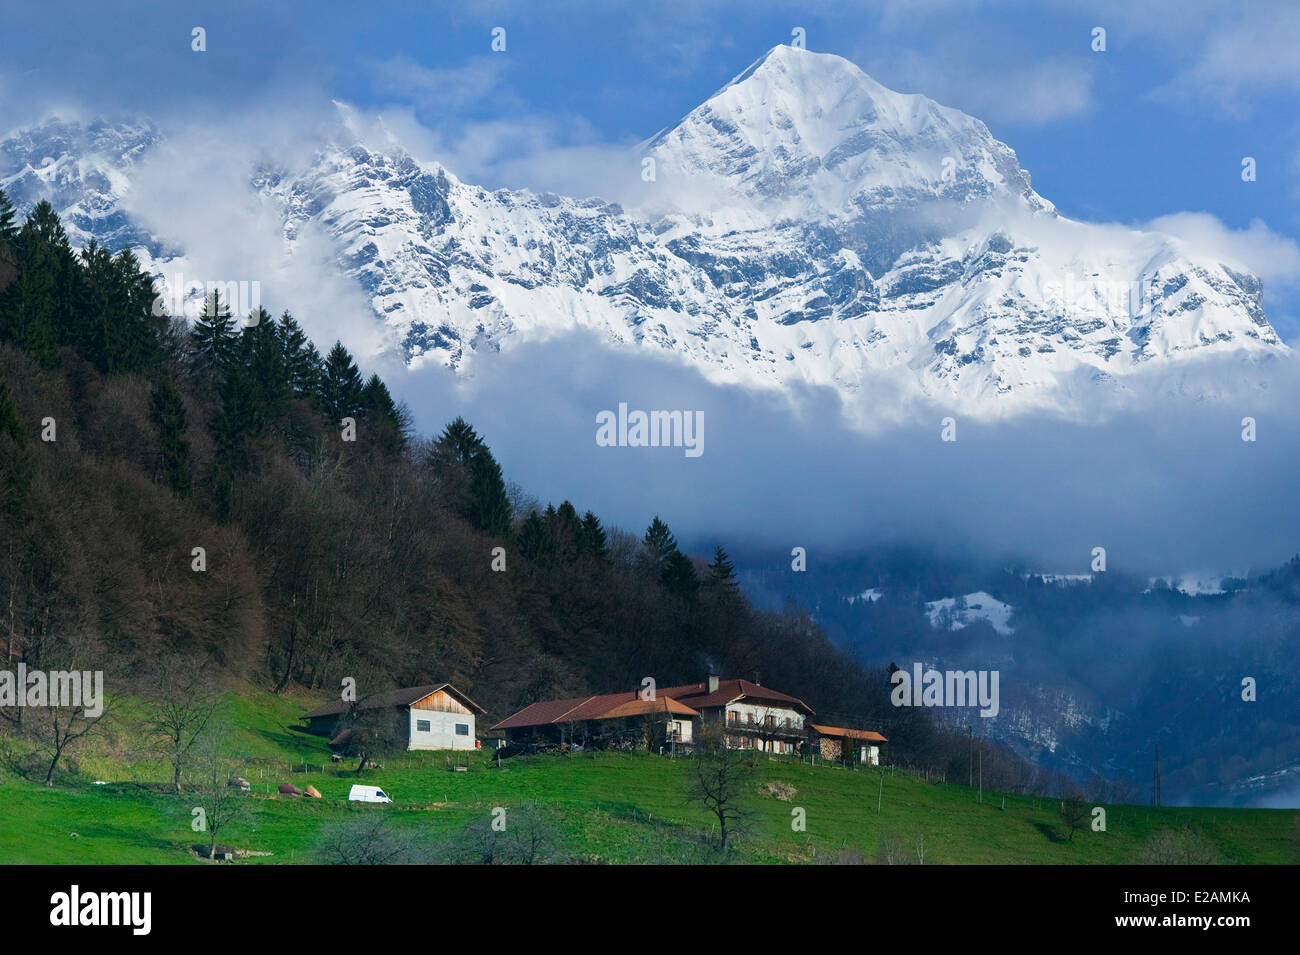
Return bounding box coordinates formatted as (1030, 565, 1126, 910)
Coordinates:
(348, 784, 392, 804)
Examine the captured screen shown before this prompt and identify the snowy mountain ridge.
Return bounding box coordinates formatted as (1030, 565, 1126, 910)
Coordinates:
(0, 46, 1288, 422)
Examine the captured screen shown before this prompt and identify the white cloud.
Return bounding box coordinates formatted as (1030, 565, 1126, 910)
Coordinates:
(123, 109, 393, 366)
(1144, 212, 1300, 286)
(856, 48, 1094, 126)
(1148, 10, 1300, 114)
(367, 56, 512, 114)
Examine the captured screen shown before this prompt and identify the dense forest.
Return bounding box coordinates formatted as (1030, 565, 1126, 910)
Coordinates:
(0, 188, 1075, 793)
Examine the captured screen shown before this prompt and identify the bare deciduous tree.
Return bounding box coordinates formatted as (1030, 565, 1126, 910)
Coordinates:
(191, 719, 247, 859)
(1134, 826, 1223, 865)
(316, 814, 428, 865)
(439, 802, 559, 865)
(1060, 785, 1090, 842)
(688, 722, 754, 852)
(145, 652, 223, 793)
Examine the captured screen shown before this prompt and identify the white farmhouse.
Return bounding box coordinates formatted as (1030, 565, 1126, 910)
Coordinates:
(303, 683, 485, 751)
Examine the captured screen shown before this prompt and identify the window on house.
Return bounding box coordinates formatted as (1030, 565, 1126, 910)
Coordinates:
(416, 720, 431, 732)
(455, 723, 469, 735)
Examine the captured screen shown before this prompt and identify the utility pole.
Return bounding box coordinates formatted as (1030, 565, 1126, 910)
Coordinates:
(969, 724, 973, 788)
(1153, 744, 1162, 808)
(978, 746, 983, 804)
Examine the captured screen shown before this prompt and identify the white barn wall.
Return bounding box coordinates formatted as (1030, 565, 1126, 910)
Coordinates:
(408, 707, 476, 750)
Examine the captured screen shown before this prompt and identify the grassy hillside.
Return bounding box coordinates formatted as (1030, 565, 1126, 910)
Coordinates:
(1, 688, 1296, 865)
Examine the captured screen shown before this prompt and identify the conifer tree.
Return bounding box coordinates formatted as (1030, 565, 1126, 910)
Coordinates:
(643, 516, 679, 573)
(518, 511, 555, 565)
(0, 188, 17, 246)
(433, 417, 513, 537)
(191, 291, 236, 369)
(28, 200, 80, 347)
(550, 501, 580, 563)
(441, 416, 482, 465)
(320, 340, 364, 422)
(663, 550, 700, 603)
(277, 311, 321, 397)
(468, 444, 513, 538)
(0, 201, 74, 367)
(76, 243, 159, 374)
(227, 312, 290, 436)
(360, 373, 410, 455)
(578, 510, 609, 560)
(708, 545, 738, 589)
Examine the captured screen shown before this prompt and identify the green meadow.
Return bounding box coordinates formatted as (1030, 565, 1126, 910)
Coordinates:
(1, 688, 1296, 865)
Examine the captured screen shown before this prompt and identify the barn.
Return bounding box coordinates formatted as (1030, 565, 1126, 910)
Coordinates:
(303, 683, 485, 751)
(809, 724, 887, 765)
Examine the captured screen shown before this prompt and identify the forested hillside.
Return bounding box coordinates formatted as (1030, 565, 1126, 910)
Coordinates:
(0, 188, 1055, 791)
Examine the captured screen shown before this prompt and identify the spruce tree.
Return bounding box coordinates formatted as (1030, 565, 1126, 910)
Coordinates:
(663, 549, 700, 602)
(111, 248, 163, 375)
(241, 310, 291, 428)
(360, 373, 409, 455)
(469, 444, 513, 538)
(191, 291, 236, 369)
(27, 200, 79, 349)
(441, 416, 481, 466)
(277, 311, 322, 397)
(550, 500, 580, 563)
(0, 201, 73, 367)
(0, 188, 17, 245)
(643, 516, 679, 574)
(578, 510, 609, 560)
(433, 417, 513, 537)
(320, 340, 364, 423)
(708, 545, 738, 589)
(518, 511, 555, 565)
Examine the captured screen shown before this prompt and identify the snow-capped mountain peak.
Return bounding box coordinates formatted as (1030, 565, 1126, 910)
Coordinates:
(645, 45, 1052, 220)
(0, 48, 1288, 423)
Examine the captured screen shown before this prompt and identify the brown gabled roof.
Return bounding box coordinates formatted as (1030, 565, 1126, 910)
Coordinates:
(655, 679, 815, 716)
(491, 678, 814, 731)
(810, 723, 887, 742)
(489, 690, 699, 731)
(600, 697, 700, 719)
(303, 683, 485, 720)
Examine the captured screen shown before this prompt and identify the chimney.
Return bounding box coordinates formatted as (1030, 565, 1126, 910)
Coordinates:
(707, 673, 719, 694)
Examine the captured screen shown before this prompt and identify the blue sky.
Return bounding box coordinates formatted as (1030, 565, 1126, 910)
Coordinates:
(3, 0, 1299, 332)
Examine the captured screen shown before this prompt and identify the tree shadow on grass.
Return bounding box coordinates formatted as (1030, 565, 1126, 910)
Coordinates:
(1032, 821, 1066, 844)
(601, 799, 694, 834)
